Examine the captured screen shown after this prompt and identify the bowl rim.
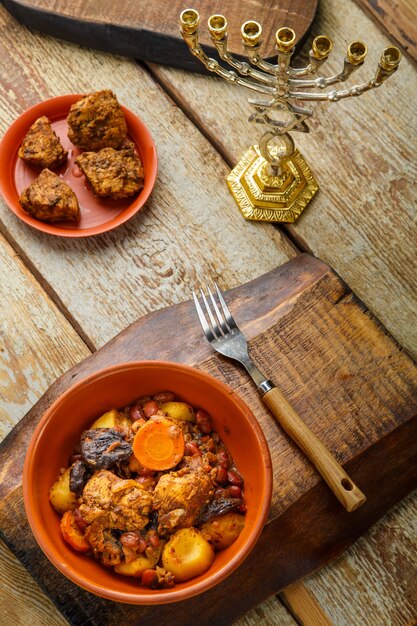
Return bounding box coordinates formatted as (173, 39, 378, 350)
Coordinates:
(23, 360, 273, 604)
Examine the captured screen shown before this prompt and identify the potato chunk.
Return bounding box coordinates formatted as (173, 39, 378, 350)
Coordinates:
(115, 554, 152, 577)
(162, 528, 214, 582)
(201, 513, 245, 550)
(90, 408, 131, 433)
(49, 468, 78, 513)
(160, 402, 195, 422)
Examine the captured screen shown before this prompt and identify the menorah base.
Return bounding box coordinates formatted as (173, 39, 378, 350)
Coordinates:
(226, 146, 319, 223)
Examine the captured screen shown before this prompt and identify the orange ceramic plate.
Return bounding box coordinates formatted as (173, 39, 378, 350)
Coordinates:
(0, 95, 157, 237)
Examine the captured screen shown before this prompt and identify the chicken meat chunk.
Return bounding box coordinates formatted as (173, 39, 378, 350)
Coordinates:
(67, 90, 127, 150)
(18, 116, 67, 169)
(153, 469, 214, 535)
(75, 146, 144, 199)
(19, 169, 80, 222)
(79, 469, 152, 532)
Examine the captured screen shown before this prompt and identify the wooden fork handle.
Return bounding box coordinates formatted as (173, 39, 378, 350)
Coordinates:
(262, 386, 366, 512)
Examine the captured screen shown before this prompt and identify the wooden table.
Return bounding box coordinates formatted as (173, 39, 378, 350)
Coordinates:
(0, 0, 416, 624)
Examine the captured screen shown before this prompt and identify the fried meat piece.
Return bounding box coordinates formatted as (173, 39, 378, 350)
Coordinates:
(18, 116, 67, 169)
(75, 146, 144, 199)
(153, 469, 214, 535)
(19, 169, 80, 222)
(79, 469, 152, 532)
(85, 526, 124, 567)
(67, 90, 127, 150)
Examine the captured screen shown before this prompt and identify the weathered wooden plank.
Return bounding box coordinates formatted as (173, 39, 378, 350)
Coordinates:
(149, 0, 417, 359)
(1, 0, 317, 70)
(0, 232, 90, 436)
(0, 541, 69, 626)
(354, 0, 417, 63)
(0, 4, 296, 350)
(306, 488, 417, 626)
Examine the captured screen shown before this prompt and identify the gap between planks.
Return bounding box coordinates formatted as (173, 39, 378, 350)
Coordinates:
(143, 59, 313, 257)
(0, 222, 96, 353)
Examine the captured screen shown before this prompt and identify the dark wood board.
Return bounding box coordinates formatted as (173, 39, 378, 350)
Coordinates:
(1, 254, 417, 625)
(1, 0, 318, 72)
(353, 0, 417, 64)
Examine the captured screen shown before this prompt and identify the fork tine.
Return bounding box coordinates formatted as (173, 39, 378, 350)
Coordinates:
(200, 288, 223, 338)
(192, 291, 216, 342)
(207, 285, 230, 334)
(214, 283, 238, 329)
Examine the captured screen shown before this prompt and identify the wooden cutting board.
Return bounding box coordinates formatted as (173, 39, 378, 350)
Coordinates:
(1, 0, 318, 71)
(1, 254, 417, 626)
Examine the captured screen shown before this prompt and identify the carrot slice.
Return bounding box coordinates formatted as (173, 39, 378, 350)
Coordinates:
(60, 510, 90, 552)
(132, 417, 185, 471)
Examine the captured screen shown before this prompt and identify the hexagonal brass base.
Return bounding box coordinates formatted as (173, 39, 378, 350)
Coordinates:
(226, 145, 319, 223)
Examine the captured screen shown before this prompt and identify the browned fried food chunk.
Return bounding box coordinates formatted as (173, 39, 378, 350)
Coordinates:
(67, 90, 127, 150)
(75, 146, 144, 199)
(153, 469, 214, 535)
(19, 169, 80, 223)
(79, 469, 152, 532)
(18, 116, 67, 169)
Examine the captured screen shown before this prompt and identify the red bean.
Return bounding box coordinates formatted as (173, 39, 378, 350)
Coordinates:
(227, 469, 243, 486)
(153, 391, 175, 403)
(227, 485, 242, 499)
(129, 405, 145, 421)
(184, 442, 201, 456)
(238, 502, 247, 513)
(143, 401, 159, 418)
(141, 569, 157, 587)
(216, 450, 228, 469)
(216, 467, 228, 484)
(121, 532, 140, 548)
(196, 409, 212, 434)
(196, 408, 211, 422)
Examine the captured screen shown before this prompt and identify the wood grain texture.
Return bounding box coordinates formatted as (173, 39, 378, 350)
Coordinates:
(306, 488, 417, 626)
(354, 0, 417, 63)
(1, 255, 416, 625)
(1, 0, 317, 71)
(0, 541, 69, 626)
(0, 4, 296, 350)
(149, 0, 417, 359)
(0, 231, 90, 437)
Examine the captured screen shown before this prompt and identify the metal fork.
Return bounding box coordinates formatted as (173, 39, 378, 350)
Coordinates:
(193, 284, 366, 512)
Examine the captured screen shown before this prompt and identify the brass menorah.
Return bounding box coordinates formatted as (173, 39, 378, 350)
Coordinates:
(180, 9, 401, 223)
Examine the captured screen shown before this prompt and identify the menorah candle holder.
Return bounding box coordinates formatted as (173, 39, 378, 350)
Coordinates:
(180, 9, 401, 223)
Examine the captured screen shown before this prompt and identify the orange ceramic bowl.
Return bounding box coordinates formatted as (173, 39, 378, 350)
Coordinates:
(23, 361, 272, 604)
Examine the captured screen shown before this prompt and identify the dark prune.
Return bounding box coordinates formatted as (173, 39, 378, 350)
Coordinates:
(80, 428, 132, 469)
(197, 497, 243, 525)
(69, 460, 90, 495)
